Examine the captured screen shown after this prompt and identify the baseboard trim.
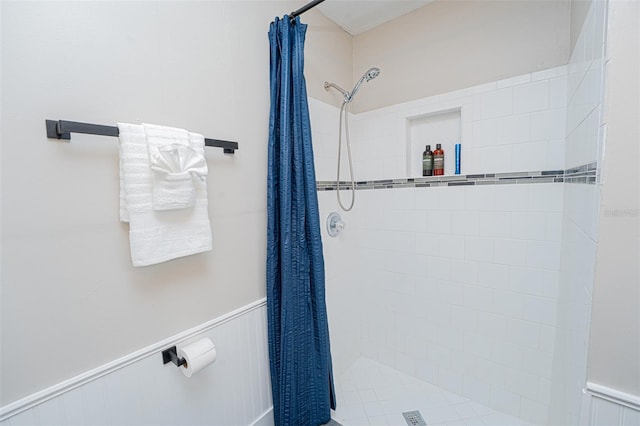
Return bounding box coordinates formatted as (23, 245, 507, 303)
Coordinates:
(587, 381, 640, 411)
(0, 298, 267, 422)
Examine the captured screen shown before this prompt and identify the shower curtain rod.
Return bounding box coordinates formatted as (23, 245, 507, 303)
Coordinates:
(45, 119, 238, 153)
(290, 0, 326, 19)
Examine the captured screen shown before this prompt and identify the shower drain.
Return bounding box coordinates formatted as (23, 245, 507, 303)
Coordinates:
(402, 410, 427, 426)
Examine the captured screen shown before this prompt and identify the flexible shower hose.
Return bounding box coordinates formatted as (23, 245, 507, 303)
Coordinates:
(336, 100, 356, 211)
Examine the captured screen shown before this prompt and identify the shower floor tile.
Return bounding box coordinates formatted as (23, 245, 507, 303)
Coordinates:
(331, 358, 533, 426)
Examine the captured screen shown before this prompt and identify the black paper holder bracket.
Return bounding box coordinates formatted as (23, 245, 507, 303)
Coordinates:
(162, 346, 187, 368)
(46, 119, 238, 154)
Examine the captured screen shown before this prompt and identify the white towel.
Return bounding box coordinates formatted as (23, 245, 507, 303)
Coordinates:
(149, 144, 208, 210)
(143, 123, 208, 211)
(118, 123, 212, 267)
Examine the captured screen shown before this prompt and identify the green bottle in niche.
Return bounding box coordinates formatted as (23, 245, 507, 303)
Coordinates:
(423, 144, 434, 176)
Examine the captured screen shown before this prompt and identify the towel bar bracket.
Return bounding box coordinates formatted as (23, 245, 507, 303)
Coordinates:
(162, 346, 187, 368)
(46, 119, 70, 140)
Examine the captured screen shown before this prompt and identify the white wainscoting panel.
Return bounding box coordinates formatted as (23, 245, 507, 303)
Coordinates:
(1, 300, 273, 426)
(582, 383, 640, 426)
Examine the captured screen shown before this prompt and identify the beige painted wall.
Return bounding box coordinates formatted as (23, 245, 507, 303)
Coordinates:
(570, 0, 592, 51)
(306, 10, 353, 107)
(588, 0, 640, 396)
(351, 0, 571, 113)
(0, 0, 350, 404)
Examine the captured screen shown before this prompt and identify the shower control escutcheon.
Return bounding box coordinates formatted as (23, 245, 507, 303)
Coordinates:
(326, 212, 345, 237)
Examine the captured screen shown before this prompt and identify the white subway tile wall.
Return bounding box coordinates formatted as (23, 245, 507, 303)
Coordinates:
(309, 65, 568, 183)
(549, 0, 608, 424)
(316, 182, 564, 425)
(309, 63, 576, 425)
(318, 190, 362, 379)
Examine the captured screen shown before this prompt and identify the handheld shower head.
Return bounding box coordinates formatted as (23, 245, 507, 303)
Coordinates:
(349, 67, 381, 100)
(364, 67, 381, 81)
(324, 67, 380, 103)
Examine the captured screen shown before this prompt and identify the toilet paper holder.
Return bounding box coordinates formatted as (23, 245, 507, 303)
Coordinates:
(162, 346, 187, 368)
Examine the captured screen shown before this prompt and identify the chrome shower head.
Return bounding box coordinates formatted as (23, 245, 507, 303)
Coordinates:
(364, 67, 380, 81)
(324, 67, 381, 103)
(349, 67, 381, 101)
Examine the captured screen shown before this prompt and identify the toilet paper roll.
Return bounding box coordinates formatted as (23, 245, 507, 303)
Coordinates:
(177, 338, 216, 378)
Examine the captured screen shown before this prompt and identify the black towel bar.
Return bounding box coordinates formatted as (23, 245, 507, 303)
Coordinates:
(45, 119, 238, 154)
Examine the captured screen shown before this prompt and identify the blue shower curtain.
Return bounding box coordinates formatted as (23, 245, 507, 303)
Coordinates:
(267, 16, 336, 426)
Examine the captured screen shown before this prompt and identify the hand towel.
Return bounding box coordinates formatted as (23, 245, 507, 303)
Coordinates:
(118, 123, 212, 267)
(149, 143, 207, 210)
(143, 123, 207, 211)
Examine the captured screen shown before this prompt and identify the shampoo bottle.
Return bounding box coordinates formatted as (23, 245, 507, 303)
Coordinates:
(433, 143, 445, 175)
(422, 145, 433, 176)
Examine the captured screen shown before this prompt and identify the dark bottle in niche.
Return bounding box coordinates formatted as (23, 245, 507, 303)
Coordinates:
(422, 144, 433, 176)
(433, 143, 445, 175)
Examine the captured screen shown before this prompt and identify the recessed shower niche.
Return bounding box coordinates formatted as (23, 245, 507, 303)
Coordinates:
(406, 108, 462, 177)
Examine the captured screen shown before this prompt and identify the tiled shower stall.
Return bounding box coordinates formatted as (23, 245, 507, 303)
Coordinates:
(311, 1, 608, 424)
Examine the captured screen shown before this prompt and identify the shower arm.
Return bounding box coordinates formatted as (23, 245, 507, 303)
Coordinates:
(324, 82, 351, 102)
(324, 68, 380, 104)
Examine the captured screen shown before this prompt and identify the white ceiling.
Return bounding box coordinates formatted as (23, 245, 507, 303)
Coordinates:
(316, 0, 434, 35)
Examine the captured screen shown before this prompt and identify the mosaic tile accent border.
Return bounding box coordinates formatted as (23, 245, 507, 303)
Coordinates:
(564, 162, 598, 184)
(316, 162, 597, 191)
